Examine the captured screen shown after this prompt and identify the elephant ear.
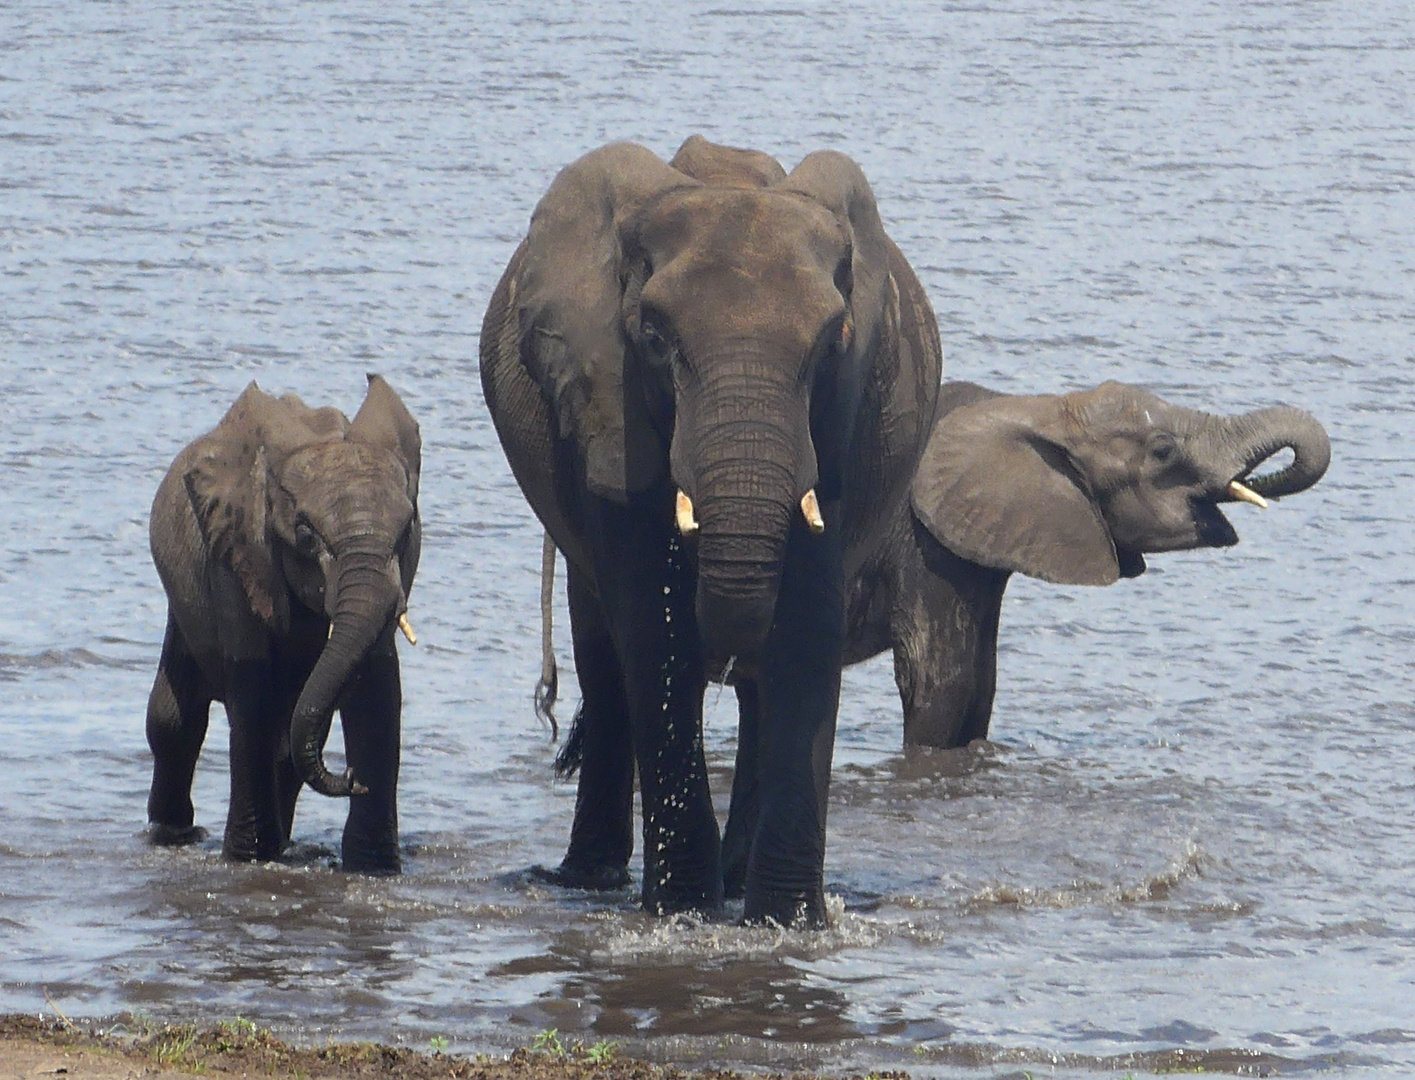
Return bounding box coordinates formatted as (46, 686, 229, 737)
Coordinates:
(780, 150, 892, 359)
(348, 373, 422, 503)
(513, 142, 698, 503)
(669, 134, 787, 188)
(183, 383, 291, 629)
(778, 151, 896, 501)
(911, 392, 1121, 586)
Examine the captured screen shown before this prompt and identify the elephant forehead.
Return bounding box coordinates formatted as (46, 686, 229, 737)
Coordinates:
(637, 187, 848, 276)
(279, 441, 406, 496)
(1068, 383, 1173, 434)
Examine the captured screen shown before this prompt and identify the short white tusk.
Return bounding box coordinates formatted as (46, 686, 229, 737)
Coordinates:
(800, 489, 825, 534)
(398, 613, 418, 645)
(1227, 480, 1269, 509)
(675, 490, 699, 535)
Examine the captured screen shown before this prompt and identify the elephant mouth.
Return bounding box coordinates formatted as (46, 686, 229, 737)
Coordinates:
(1191, 498, 1240, 548)
(1115, 547, 1148, 578)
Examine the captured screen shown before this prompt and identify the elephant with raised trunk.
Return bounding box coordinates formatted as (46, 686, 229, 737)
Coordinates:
(856, 379, 1331, 748)
(145, 375, 421, 874)
(481, 136, 942, 925)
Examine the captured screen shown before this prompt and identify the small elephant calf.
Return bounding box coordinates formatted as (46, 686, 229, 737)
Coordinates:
(145, 375, 421, 873)
(845, 379, 1331, 748)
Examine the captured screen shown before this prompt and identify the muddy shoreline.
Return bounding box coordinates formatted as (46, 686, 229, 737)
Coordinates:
(0, 1013, 1309, 1079)
(0, 1013, 842, 1080)
(0, 1013, 926, 1080)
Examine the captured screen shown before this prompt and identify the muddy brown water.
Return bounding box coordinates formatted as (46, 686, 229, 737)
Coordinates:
(2, 2, 1413, 1077)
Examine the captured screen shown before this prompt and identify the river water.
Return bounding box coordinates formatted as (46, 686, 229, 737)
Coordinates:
(2, 2, 1413, 1076)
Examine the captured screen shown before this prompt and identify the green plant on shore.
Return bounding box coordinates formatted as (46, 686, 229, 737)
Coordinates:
(429, 1034, 450, 1053)
(221, 1016, 258, 1037)
(213, 1015, 258, 1053)
(150, 1024, 201, 1069)
(530, 1028, 567, 1058)
(583, 1038, 618, 1064)
(120, 1009, 157, 1038)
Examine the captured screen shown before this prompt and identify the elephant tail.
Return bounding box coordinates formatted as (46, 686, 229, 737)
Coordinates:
(534, 530, 559, 742)
(553, 703, 586, 778)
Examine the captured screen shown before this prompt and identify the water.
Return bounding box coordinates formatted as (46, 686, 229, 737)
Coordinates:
(2, 1, 1412, 1076)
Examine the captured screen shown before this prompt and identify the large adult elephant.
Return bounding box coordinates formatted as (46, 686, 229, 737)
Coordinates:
(481, 136, 942, 925)
(850, 379, 1331, 747)
(145, 375, 421, 874)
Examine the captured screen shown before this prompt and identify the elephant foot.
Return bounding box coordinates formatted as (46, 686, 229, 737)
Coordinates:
(341, 840, 402, 876)
(147, 822, 209, 847)
(221, 830, 285, 864)
(529, 861, 631, 892)
(341, 856, 401, 876)
(743, 887, 828, 930)
(722, 861, 747, 901)
(641, 871, 726, 920)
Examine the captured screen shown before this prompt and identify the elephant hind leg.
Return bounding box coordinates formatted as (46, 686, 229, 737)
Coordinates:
(895, 533, 1009, 750)
(146, 612, 213, 845)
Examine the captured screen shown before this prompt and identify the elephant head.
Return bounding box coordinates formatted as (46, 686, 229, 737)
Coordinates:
(182, 375, 421, 796)
(508, 139, 898, 660)
(911, 381, 1331, 584)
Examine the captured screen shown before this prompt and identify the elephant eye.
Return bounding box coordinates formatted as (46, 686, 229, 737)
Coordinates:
(1148, 434, 1179, 465)
(293, 521, 319, 552)
(638, 314, 675, 366)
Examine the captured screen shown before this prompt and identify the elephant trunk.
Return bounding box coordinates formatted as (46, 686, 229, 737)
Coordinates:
(290, 546, 402, 798)
(680, 358, 812, 662)
(1216, 406, 1332, 500)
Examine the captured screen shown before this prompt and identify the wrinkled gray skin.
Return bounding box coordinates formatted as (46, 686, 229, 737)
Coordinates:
(482, 136, 941, 926)
(721, 378, 1329, 896)
(145, 375, 421, 874)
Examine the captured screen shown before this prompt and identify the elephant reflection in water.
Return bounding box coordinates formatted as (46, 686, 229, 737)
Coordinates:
(145, 375, 421, 875)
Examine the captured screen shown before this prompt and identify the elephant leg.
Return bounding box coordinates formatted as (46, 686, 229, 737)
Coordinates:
(590, 498, 721, 917)
(272, 661, 312, 846)
(898, 525, 1010, 749)
(720, 679, 761, 900)
(337, 630, 402, 874)
(146, 613, 213, 845)
(541, 563, 634, 890)
(221, 658, 286, 862)
(745, 517, 845, 928)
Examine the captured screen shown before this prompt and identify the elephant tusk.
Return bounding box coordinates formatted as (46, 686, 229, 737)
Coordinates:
(800, 489, 825, 534)
(675, 490, 699, 535)
(1227, 480, 1269, 509)
(398, 613, 418, 645)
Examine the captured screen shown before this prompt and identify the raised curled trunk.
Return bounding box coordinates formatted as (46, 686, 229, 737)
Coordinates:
(686, 361, 807, 661)
(290, 548, 400, 797)
(1220, 406, 1332, 499)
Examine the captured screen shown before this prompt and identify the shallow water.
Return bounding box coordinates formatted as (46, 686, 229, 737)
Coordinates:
(2, 1, 1413, 1076)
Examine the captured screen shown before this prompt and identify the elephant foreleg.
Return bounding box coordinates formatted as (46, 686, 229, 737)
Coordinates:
(745, 514, 845, 928)
(897, 523, 1010, 749)
(221, 658, 286, 862)
(591, 499, 721, 917)
(542, 563, 635, 890)
(720, 679, 761, 900)
(336, 630, 402, 874)
(146, 613, 213, 845)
